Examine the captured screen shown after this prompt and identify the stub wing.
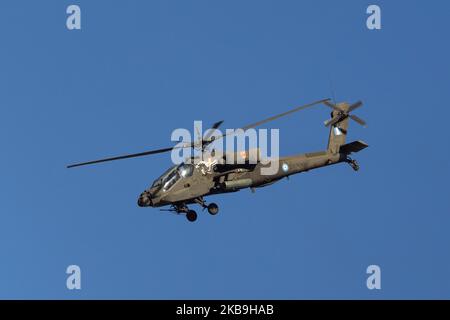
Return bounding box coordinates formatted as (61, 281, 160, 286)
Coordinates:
(339, 140, 369, 154)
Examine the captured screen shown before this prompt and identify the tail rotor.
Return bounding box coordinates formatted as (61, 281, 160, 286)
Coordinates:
(323, 100, 367, 128)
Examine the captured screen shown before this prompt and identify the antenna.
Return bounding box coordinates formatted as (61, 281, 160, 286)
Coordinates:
(328, 74, 337, 106)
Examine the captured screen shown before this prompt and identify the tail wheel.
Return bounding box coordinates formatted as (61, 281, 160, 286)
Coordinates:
(186, 210, 197, 222)
(207, 203, 219, 215)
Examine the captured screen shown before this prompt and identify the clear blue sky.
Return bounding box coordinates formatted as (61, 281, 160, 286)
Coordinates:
(0, 0, 449, 299)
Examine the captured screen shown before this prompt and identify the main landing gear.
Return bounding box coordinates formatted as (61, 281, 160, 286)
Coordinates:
(168, 198, 220, 222)
(186, 210, 197, 222)
(195, 197, 219, 216)
(346, 157, 360, 171)
(207, 203, 219, 215)
(195, 197, 219, 218)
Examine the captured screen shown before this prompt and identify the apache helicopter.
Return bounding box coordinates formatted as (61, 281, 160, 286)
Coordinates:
(68, 98, 368, 222)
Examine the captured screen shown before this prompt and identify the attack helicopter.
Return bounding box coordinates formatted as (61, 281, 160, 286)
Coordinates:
(67, 99, 368, 222)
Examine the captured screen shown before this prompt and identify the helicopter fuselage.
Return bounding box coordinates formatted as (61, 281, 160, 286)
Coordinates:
(137, 150, 346, 208)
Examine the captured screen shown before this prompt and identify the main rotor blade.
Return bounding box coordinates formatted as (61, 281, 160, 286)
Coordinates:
(210, 120, 224, 130)
(68, 99, 330, 168)
(349, 114, 367, 127)
(241, 98, 331, 131)
(206, 98, 329, 143)
(199, 99, 329, 151)
(203, 120, 224, 142)
(348, 101, 363, 112)
(67, 146, 177, 168)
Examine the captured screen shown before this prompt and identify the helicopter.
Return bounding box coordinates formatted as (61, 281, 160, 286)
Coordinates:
(67, 98, 368, 222)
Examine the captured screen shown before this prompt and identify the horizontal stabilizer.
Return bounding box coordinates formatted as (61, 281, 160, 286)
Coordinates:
(339, 140, 369, 154)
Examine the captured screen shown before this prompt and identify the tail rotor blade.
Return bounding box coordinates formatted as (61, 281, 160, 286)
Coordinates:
(323, 100, 342, 112)
(348, 101, 363, 112)
(349, 114, 367, 127)
(324, 116, 340, 127)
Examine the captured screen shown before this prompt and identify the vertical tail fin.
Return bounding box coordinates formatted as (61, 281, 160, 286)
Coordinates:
(327, 103, 350, 154)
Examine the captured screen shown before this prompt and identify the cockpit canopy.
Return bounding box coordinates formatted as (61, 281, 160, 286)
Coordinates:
(151, 163, 194, 192)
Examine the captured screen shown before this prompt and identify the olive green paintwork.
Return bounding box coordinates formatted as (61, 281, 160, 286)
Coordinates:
(138, 102, 368, 209)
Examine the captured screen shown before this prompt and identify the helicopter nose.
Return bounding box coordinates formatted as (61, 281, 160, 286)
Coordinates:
(138, 192, 152, 207)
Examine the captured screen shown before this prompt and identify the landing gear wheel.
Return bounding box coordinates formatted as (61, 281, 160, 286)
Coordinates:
(350, 160, 360, 171)
(186, 210, 197, 222)
(347, 157, 360, 172)
(207, 203, 219, 215)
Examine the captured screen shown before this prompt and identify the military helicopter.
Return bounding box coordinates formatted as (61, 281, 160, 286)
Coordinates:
(67, 98, 368, 222)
